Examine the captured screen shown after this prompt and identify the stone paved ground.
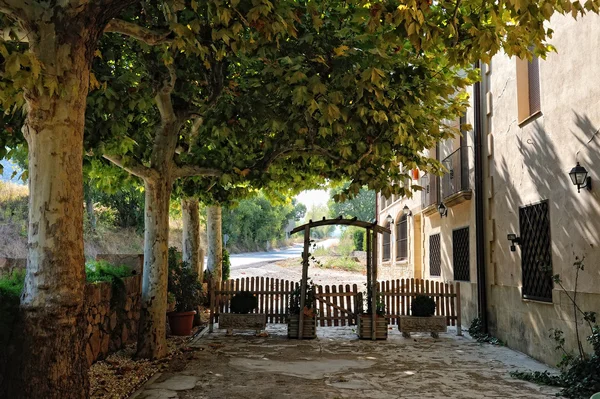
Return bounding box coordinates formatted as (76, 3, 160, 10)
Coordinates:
(132, 326, 557, 399)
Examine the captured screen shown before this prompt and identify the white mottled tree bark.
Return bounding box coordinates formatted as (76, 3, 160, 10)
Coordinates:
(206, 205, 223, 282)
(1, 1, 135, 398)
(182, 197, 203, 281)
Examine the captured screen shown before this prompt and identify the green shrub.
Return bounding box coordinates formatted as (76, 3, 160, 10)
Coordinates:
(85, 260, 132, 284)
(410, 295, 436, 317)
(0, 269, 25, 352)
(222, 248, 231, 281)
(168, 247, 204, 312)
(230, 292, 258, 314)
(468, 317, 504, 345)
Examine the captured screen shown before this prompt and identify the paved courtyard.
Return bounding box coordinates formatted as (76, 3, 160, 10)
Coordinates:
(132, 326, 557, 399)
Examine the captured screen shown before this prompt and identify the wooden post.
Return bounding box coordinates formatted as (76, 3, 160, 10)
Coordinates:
(366, 227, 372, 312)
(298, 225, 310, 339)
(456, 282, 463, 336)
(371, 229, 378, 341)
(209, 279, 215, 333)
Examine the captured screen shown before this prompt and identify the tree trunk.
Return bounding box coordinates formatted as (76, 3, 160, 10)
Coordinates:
(182, 197, 203, 282)
(206, 205, 223, 282)
(136, 178, 172, 359)
(3, 15, 98, 399)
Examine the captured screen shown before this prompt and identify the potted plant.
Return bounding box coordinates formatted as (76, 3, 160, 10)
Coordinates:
(219, 292, 266, 335)
(167, 248, 203, 336)
(357, 295, 388, 340)
(287, 280, 317, 339)
(398, 294, 447, 338)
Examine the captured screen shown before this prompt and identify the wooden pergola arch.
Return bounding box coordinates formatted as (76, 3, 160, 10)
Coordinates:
(290, 217, 391, 340)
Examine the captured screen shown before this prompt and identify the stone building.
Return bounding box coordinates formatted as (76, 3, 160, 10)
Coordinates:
(377, 12, 600, 365)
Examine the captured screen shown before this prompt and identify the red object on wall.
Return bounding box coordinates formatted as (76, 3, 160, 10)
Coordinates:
(411, 168, 419, 180)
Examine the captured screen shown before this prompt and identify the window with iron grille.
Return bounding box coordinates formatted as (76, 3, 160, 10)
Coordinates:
(396, 215, 408, 261)
(520, 201, 553, 302)
(382, 227, 391, 261)
(453, 227, 470, 281)
(429, 234, 441, 277)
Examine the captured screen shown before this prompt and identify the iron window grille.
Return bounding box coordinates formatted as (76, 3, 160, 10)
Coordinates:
(430, 234, 441, 277)
(396, 215, 408, 261)
(452, 227, 470, 281)
(519, 200, 553, 302)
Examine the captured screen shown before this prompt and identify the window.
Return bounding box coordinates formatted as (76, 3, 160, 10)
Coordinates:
(382, 226, 391, 261)
(453, 227, 470, 281)
(520, 201, 553, 302)
(429, 234, 441, 277)
(516, 55, 541, 123)
(396, 215, 408, 261)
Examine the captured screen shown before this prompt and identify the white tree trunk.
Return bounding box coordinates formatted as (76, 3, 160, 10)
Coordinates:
(136, 178, 172, 359)
(3, 13, 97, 398)
(182, 197, 203, 281)
(206, 205, 223, 282)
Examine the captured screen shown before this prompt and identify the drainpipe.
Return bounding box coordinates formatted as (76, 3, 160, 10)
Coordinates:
(474, 61, 488, 332)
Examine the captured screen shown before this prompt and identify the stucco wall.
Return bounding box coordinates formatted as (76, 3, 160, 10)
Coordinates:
(484, 12, 600, 365)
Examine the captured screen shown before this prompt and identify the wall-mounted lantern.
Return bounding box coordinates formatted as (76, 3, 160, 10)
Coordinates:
(569, 162, 592, 193)
(385, 214, 394, 225)
(507, 233, 521, 252)
(403, 205, 412, 217)
(437, 202, 448, 218)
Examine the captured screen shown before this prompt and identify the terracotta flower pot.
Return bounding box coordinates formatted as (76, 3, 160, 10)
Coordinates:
(168, 311, 196, 336)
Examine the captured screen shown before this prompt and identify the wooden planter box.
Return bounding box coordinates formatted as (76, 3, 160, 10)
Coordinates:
(357, 314, 388, 340)
(219, 313, 266, 335)
(398, 315, 447, 338)
(287, 315, 317, 339)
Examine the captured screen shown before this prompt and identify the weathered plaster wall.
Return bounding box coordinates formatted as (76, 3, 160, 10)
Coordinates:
(485, 12, 600, 365)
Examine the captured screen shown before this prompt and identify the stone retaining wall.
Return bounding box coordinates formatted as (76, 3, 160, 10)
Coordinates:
(84, 274, 142, 365)
(0, 258, 25, 277)
(0, 258, 143, 366)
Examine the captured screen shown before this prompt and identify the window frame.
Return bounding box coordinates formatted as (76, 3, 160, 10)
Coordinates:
(516, 55, 542, 125)
(452, 226, 470, 282)
(396, 214, 408, 261)
(382, 224, 392, 262)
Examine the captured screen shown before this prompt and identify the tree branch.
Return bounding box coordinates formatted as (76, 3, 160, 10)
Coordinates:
(174, 166, 223, 179)
(102, 154, 158, 180)
(0, 1, 32, 20)
(0, 26, 30, 42)
(104, 19, 171, 45)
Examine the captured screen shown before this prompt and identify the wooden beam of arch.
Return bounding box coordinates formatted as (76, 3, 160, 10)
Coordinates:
(289, 216, 391, 235)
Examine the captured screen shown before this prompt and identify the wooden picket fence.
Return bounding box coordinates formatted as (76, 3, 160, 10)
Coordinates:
(314, 284, 359, 327)
(209, 277, 298, 324)
(378, 278, 461, 329)
(209, 277, 461, 331)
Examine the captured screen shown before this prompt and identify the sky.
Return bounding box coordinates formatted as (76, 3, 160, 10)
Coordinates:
(295, 189, 329, 209)
(0, 160, 23, 184)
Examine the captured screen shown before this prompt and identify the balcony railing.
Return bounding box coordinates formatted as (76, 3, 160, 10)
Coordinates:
(420, 173, 438, 209)
(441, 147, 470, 199)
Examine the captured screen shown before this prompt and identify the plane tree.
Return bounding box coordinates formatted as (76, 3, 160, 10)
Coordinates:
(0, 0, 598, 396)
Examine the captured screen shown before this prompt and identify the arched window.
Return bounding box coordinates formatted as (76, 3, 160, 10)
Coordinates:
(382, 224, 391, 261)
(396, 215, 408, 261)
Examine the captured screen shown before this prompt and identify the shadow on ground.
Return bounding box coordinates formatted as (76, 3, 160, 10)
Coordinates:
(132, 326, 557, 399)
